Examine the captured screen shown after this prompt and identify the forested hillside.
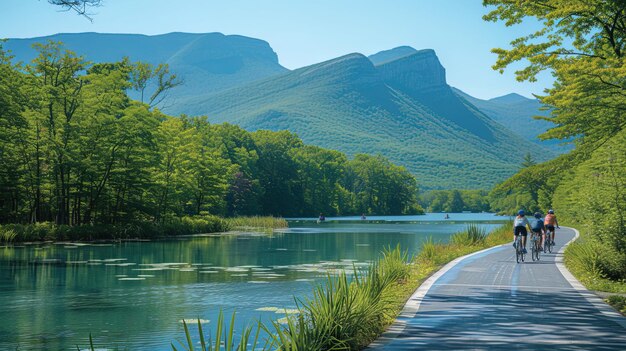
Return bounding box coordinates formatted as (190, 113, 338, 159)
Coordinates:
(177, 48, 552, 189)
(5, 33, 560, 190)
(453, 88, 569, 151)
(0, 41, 422, 227)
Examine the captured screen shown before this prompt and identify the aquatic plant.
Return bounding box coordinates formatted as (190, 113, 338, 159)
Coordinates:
(451, 224, 487, 246)
(172, 310, 266, 351)
(267, 245, 411, 350)
(225, 216, 288, 232)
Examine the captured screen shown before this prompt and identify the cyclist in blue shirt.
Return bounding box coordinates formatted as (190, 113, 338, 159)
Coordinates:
(531, 212, 546, 251)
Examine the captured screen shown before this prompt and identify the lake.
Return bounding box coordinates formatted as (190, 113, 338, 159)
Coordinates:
(0, 213, 509, 350)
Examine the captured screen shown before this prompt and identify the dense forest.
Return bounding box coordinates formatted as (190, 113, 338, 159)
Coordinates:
(485, 1, 626, 284)
(420, 189, 490, 213)
(0, 41, 422, 227)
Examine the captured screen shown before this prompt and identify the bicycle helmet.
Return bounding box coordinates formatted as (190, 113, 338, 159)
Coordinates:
(518, 210, 525, 216)
(534, 212, 541, 219)
(548, 209, 554, 214)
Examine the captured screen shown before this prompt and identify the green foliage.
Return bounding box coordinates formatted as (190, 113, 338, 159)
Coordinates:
(172, 311, 265, 351)
(419, 237, 438, 263)
(0, 41, 422, 235)
(343, 154, 423, 215)
(565, 235, 626, 292)
(605, 295, 626, 315)
(179, 52, 553, 190)
(451, 224, 488, 246)
(224, 216, 288, 231)
(485, 0, 626, 287)
(484, 0, 626, 149)
(267, 245, 411, 350)
(420, 189, 490, 213)
(488, 151, 577, 215)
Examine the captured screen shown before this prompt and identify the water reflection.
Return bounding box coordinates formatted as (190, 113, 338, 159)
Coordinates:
(0, 214, 507, 350)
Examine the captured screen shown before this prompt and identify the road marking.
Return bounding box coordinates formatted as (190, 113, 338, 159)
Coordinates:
(366, 244, 507, 348)
(556, 226, 626, 329)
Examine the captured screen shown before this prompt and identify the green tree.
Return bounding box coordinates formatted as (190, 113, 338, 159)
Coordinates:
(291, 145, 347, 216)
(252, 130, 303, 216)
(484, 0, 626, 149)
(129, 61, 182, 109)
(0, 42, 28, 222)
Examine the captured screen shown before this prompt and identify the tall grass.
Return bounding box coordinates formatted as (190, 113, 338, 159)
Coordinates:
(565, 233, 626, 293)
(172, 311, 266, 351)
(485, 220, 513, 246)
(225, 216, 288, 231)
(267, 245, 411, 350)
(0, 228, 17, 243)
(450, 224, 487, 246)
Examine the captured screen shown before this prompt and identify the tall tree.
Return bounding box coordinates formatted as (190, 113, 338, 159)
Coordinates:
(484, 0, 626, 149)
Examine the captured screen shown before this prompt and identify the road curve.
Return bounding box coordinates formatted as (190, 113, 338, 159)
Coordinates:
(368, 227, 626, 350)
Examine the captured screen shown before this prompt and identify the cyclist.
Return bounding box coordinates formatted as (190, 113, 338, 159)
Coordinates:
(513, 210, 531, 254)
(544, 209, 559, 245)
(531, 212, 545, 251)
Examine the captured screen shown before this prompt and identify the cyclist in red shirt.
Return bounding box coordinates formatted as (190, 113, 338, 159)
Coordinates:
(544, 209, 559, 245)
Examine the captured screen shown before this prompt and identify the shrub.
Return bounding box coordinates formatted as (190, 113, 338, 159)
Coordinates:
(451, 224, 487, 246)
(606, 295, 626, 315)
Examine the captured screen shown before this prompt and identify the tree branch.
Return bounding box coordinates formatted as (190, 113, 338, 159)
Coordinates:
(47, 0, 102, 22)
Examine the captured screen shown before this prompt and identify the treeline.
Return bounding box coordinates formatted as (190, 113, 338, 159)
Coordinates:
(0, 41, 422, 226)
(419, 190, 490, 213)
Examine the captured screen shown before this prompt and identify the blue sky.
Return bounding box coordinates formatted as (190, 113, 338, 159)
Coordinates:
(0, 0, 551, 99)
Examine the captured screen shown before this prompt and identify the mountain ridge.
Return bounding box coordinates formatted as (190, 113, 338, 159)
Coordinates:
(178, 46, 553, 189)
(3, 33, 559, 188)
(4, 32, 288, 99)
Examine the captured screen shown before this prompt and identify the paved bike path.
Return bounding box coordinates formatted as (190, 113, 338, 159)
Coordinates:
(369, 227, 626, 350)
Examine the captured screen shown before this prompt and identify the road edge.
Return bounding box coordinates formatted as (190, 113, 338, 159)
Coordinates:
(366, 243, 507, 348)
(556, 226, 626, 329)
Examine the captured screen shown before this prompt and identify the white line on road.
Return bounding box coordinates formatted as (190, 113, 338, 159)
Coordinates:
(366, 244, 507, 348)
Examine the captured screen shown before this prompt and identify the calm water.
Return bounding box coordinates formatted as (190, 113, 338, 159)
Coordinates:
(0, 213, 508, 350)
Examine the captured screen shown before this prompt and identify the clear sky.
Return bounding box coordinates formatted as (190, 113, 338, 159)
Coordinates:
(0, 0, 551, 100)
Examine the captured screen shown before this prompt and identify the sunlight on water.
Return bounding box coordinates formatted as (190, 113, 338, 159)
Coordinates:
(0, 213, 506, 350)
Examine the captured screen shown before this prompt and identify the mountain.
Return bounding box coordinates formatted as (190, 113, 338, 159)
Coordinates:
(177, 48, 553, 189)
(368, 46, 418, 65)
(5, 33, 558, 189)
(453, 89, 571, 151)
(3, 32, 288, 102)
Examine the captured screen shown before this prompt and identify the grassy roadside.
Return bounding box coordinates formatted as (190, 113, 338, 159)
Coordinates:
(379, 222, 512, 341)
(562, 224, 626, 316)
(0, 216, 288, 243)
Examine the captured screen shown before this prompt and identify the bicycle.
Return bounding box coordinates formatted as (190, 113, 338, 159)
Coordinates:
(514, 234, 525, 263)
(531, 231, 541, 261)
(544, 229, 553, 253)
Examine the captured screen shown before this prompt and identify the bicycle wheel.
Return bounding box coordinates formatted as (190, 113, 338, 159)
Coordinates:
(548, 232, 553, 253)
(536, 241, 540, 261)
